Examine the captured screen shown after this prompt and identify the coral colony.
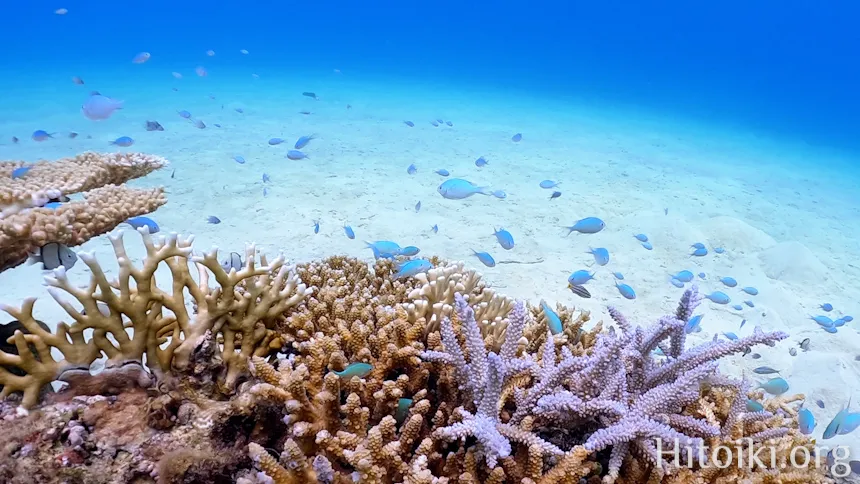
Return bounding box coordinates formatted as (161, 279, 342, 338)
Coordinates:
(0, 153, 835, 482)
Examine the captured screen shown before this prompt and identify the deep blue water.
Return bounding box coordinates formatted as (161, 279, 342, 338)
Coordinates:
(1, 0, 859, 154)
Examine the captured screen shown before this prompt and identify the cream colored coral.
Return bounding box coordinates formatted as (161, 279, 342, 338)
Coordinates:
(0, 228, 312, 408)
(404, 261, 513, 339)
(1, 185, 166, 270)
(0, 151, 166, 207)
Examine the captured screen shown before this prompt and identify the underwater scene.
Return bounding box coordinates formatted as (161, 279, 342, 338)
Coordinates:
(1, 0, 859, 482)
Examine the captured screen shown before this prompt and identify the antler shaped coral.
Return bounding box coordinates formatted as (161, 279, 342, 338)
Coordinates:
(0, 227, 313, 408)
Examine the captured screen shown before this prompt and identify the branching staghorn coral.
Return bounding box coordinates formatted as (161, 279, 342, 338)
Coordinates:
(0, 152, 167, 271)
(0, 227, 311, 408)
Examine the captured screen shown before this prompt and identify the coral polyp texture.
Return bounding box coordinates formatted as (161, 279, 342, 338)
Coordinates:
(0, 151, 167, 271)
(0, 229, 830, 483)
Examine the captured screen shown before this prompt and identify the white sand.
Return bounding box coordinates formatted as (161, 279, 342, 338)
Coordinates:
(1, 73, 858, 457)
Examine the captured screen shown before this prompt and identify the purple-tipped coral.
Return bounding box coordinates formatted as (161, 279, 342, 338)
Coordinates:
(422, 286, 791, 482)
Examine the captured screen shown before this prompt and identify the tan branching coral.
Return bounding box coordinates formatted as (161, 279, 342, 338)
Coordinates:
(0, 228, 312, 408)
(0, 152, 167, 270)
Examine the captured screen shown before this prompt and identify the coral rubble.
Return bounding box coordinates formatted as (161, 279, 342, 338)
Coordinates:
(0, 152, 167, 271)
(0, 229, 830, 483)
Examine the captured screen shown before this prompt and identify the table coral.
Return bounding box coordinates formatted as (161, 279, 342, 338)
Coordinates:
(0, 152, 167, 271)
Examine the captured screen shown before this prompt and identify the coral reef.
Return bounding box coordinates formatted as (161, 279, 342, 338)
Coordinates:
(0, 229, 831, 483)
(0, 152, 167, 271)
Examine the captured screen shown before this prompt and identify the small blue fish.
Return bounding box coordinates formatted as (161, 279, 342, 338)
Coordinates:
(684, 314, 704, 334)
(670, 278, 684, 288)
(839, 413, 860, 435)
(313, 220, 320, 234)
(472, 250, 496, 267)
(641, 242, 653, 250)
(844, 316, 854, 322)
(263, 187, 268, 197)
(690, 247, 708, 257)
(568, 270, 594, 286)
(268, 137, 285, 145)
(615, 282, 636, 300)
(633, 234, 648, 242)
(588, 247, 609, 266)
(415, 201, 421, 212)
(746, 399, 764, 412)
(437, 178, 490, 200)
(691, 242, 706, 249)
(394, 259, 432, 279)
(235, 108, 244, 114)
(491, 190, 506, 199)
(431, 224, 438, 234)
(539, 180, 560, 189)
(719, 276, 738, 287)
(430, 120, 439, 127)
(493, 228, 514, 250)
(820, 303, 833, 312)
(110, 136, 134, 147)
(612, 271, 624, 280)
(11, 166, 31, 179)
(233, 155, 246, 164)
(823, 399, 852, 439)
(366, 240, 402, 259)
(475, 157, 489, 167)
(549, 191, 561, 200)
(723, 332, 738, 340)
(822, 325, 838, 334)
(32, 130, 54, 141)
(732, 304, 743, 311)
(403, 121, 414, 127)
(798, 407, 816, 435)
(540, 300, 563, 335)
(565, 217, 605, 235)
(811, 315, 834, 326)
(698, 272, 706, 279)
(407, 163, 417, 175)
(287, 150, 308, 160)
(295, 134, 317, 149)
(714, 247, 725, 254)
(395, 398, 412, 424)
(741, 286, 759, 296)
(740, 319, 747, 329)
(44, 202, 62, 209)
(744, 300, 755, 308)
(399, 246, 420, 256)
(511, 133, 522, 142)
(435, 169, 450, 176)
(344, 225, 355, 239)
(334, 362, 373, 379)
(206, 215, 221, 224)
(673, 270, 694, 283)
(759, 377, 789, 395)
(704, 291, 731, 304)
(262, 173, 270, 183)
(178, 110, 192, 119)
(125, 216, 159, 233)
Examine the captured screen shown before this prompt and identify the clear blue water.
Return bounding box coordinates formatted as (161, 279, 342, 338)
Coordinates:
(2, 0, 859, 152)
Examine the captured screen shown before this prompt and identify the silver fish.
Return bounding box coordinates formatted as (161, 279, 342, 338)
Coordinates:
(799, 338, 811, 351)
(220, 251, 243, 273)
(753, 366, 780, 375)
(29, 242, 77, 270)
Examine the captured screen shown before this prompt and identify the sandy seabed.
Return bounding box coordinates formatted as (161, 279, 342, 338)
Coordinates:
(1, 73, 858, 457)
